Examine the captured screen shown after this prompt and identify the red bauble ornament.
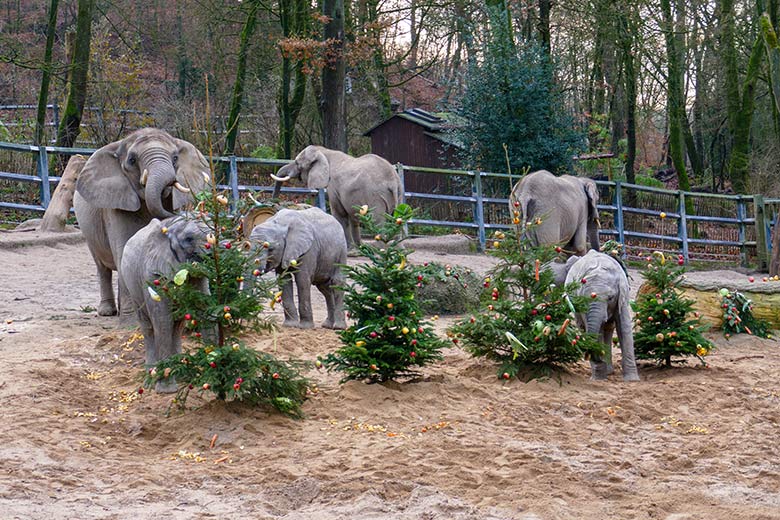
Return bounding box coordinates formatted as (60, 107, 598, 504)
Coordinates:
(581, 278, 587, 284)
(184, 313, 192, 320)
(137, 387, 144, 394)
(153, 279, 160, 286)
(370, 331, 378, 338)
(417, 275, 423, 281)
(591, 292, 597, 298)
(555, 247, 562, 253)
(545, 314, 552, 321)
(410, 339, 418, 346)
(531, 309, 538, 315)
(418, 327, 424, 333)
(209, 362, 216, 368)
(410, 351, 417, 358)
(272, 372, 280, 379)
(502, 372, 510, 380)
(388, 316, 395, 321)
(204, 243, 211, 249)
(225, 242, 232, 249)
(233, 383, 241, 390)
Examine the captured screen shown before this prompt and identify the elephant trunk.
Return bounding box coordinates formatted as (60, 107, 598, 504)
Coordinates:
(142, 153, 178, 219)
(585, 300, 610, 380)
(271, 162, 297, 199)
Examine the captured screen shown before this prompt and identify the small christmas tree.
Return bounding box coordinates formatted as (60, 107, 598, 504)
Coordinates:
(449, 222, 602, 380)
(143, 190, 310, 416)
(320, 204, 447, 383)
(719, 289, 773, 339)
(632, 252, 713, 366)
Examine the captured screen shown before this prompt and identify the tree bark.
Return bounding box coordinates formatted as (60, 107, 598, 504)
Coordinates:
(538, 0, 552, 56)
(617, 3, 636, 186)
(34, 0, 59, 147)
(278, 0, 309, 158)
(40, 155, 85, 232)
(224, 1, 259, 158)
(320, 0, 347, 151)
(660, 0, 691, 194)
(55, 0, 94, 151)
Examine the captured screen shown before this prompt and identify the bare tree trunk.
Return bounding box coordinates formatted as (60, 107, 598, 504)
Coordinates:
(320, 0, 347, 151)
(34, 0, 59, 147)
(538, 0, 551, 55)
(40, 155, 85, 232)
(55, 0, 94, 151)
(224, 1, 259, 158)
(617, 3, 637, 186)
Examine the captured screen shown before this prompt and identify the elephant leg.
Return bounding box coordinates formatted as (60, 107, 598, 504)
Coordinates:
(138, 311, 156, 369)
(117, 274, 137, 327)
(280, 274, 299, 327)
(617, 309, 640, 382)
(586, 301, 609, 380)
(295, 273, 314, 329)
(149, 302, 181, 393)
(318, 281, 346, 329)
(96, 263, 117, 316)
(350, 217, 362, 248)
(602, 321, 615, 375)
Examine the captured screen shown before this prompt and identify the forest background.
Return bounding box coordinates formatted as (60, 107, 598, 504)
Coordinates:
(1, 0, 780, 199)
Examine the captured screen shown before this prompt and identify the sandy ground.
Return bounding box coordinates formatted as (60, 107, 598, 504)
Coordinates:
(1, 235, 779, 519)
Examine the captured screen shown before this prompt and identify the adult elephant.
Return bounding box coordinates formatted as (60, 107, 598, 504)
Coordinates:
(270, 145, 403, 249)
(74, 128, 210, 317)
(509, 170, 600, 256)
(548, 251, 639, 381)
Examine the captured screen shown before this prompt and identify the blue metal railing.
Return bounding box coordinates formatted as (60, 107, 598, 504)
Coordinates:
(0, 141, 777, 266)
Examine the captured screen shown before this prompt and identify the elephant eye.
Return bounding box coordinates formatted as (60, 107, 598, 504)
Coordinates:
(172, 155, 179, 167)
(128, 156, 137, 166)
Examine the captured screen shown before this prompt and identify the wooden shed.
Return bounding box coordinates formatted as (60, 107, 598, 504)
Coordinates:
(363, 108, 463, 195)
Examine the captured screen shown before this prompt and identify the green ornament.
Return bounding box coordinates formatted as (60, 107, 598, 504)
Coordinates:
(174, 269, 189, 286)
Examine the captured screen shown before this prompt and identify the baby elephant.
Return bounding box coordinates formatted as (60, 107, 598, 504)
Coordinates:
(249, 207, 347, 329)
(549, 250, 639, 381)
(120, 216, 209, 389)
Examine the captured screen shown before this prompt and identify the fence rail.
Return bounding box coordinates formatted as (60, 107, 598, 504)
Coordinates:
(0, 141, 777, 267)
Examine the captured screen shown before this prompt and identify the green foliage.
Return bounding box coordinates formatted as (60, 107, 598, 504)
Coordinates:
(143, 190, 309, 415)
(449, 226, 602, 380)
(632, 253, 713, 366)
(452, 40, 584, 175)
(719, 289, 773, 339)
(143, 342, 310, 417)
(414, 262, 482, 315)
(250, 145, 277, 159)
(321, 204, 447, 383)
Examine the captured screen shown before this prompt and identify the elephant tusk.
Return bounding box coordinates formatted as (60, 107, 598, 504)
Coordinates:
(247, 192, 261, 205)
(270, 173, 291, 182)
(173, 181, 191, 193)
(140, 169, 148, 186)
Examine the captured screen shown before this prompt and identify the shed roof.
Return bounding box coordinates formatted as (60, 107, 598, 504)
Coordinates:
(363, 108, 463, 136)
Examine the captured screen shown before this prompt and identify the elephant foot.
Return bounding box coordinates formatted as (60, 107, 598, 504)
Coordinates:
(297, 320, 315, 329)
(347, 248, 362, 258)
(606, 363, 615, 375)
(98, 301, 117, 316)
(282, 319, 300, 328)
(322, 319, 347, 330)
(155, 378, 178, 394)
(590, 361, 609, 380)
(622, 372, 640, 382)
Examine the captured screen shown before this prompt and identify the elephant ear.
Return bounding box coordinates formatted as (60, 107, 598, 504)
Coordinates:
(581, 178, 600, 223)
(307, 150, 330, 189)
(172, 138, 211, 209)
(281, 215, 315, 269)
(76, 140, 140, 211)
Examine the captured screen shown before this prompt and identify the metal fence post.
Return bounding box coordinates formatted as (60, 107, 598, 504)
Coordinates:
(754, 195, 769, 271)
(473, 171, 486, 252)
(614, 181, 625, 247)
(317, 189, 327, 211)
(228, 156, 239, 211)
(52, 103, 59, 143)
(396, 163, 406, 204)
(36, 145, 51, 209)
(678, 191, 689, 262)
(737, 196, 747, 267)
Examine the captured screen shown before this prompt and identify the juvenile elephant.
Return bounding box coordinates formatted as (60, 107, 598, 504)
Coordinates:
(249, 207, 347, 329)
(74, 128, 210, 317)
(270, 145, 403, 249)
(548, 250, 639, 381)
(509, 170, 600, 256)
(120, 216, 209, 390)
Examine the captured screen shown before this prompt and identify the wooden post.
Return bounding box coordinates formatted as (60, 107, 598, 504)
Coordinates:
(39, 154, 85, 232)
(754, 195, 769, 271)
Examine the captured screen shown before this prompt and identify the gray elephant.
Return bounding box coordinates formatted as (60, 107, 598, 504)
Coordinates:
(249, 207, 347, 329)
(270, 145, 403, 249)
(509, 170, 600, 256)
(548, 250, 639, 381)
(120, 216, 209, 390)
(75, 128, 210, 317)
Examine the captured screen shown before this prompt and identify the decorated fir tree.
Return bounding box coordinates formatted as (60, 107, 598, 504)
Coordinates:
(449, 224, 602, 380)
(320, 204, 446, 383)
(632, 252, 713, 366)
(143, 191, 309, 416)
(719, 289, 773, 339)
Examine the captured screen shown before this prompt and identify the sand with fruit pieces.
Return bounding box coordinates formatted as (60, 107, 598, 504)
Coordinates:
(0, 233, 779, 519)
